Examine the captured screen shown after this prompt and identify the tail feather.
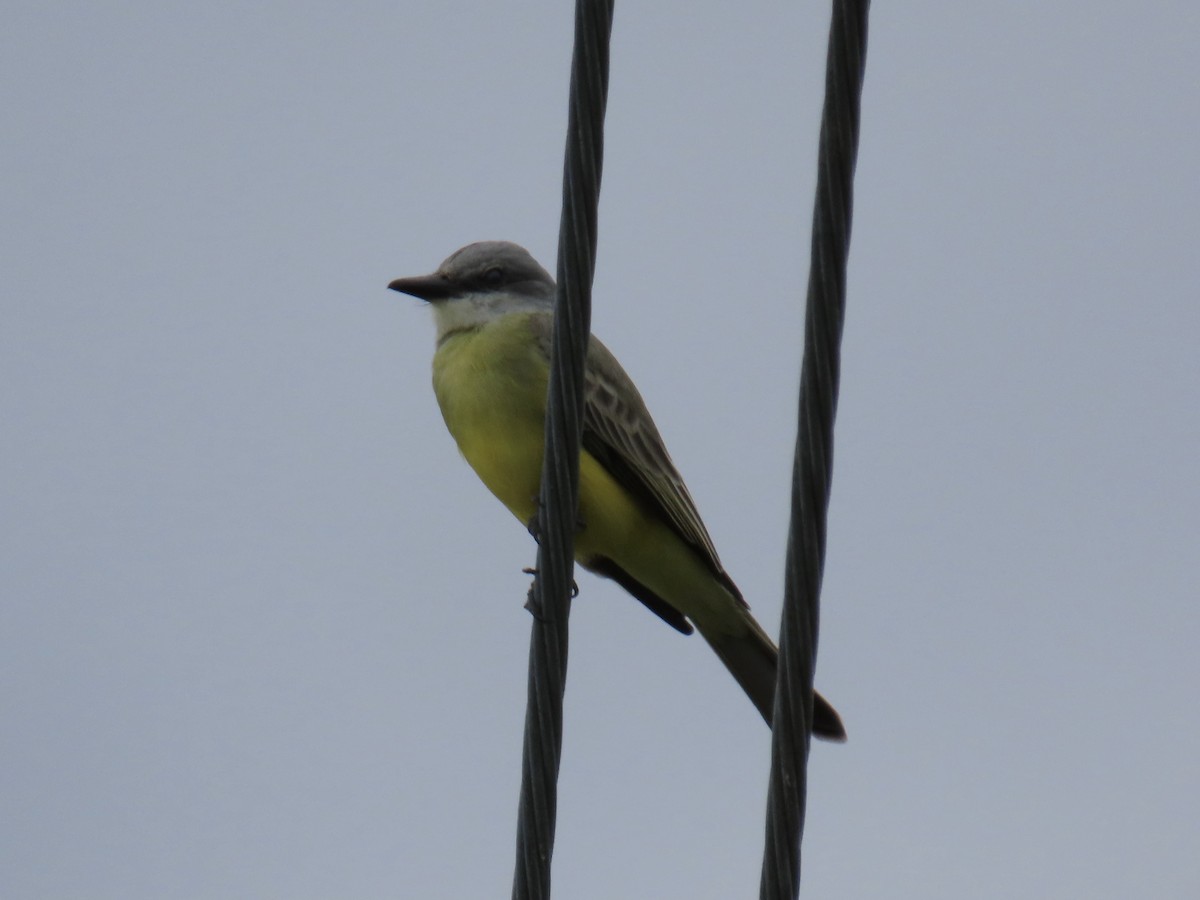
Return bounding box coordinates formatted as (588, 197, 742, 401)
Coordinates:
(701, 622, 847, 742)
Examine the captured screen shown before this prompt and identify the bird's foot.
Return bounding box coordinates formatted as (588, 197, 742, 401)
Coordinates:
(524, 503, 586, 542)
(522, 566, 579, 598)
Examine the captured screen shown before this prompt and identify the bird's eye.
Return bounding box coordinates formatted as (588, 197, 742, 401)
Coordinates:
(483, 266, 504, 286)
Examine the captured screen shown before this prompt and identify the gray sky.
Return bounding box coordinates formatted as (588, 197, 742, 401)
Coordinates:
(3, 2, 1198, 897)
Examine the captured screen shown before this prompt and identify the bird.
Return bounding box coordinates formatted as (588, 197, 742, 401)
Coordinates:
(389, 241, 845, 740)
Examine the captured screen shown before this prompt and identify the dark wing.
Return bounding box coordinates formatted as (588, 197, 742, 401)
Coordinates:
(531, 315, 745, 612)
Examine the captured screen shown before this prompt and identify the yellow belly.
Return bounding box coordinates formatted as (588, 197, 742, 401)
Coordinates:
(431, 313, 738, 630)
(432, 314, 550, 525)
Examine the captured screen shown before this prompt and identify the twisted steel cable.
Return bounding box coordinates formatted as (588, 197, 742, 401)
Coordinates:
(760, 2, 870, 897)
(511, 2, 614, 898)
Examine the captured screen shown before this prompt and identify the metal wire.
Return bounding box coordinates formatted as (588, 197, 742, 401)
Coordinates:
(760, 2, 869, 897)
(511, 2, 614, 898)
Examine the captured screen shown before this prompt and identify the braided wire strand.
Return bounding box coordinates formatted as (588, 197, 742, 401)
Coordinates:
(511, 2, 614, 898)
(760, 2, 869, 897)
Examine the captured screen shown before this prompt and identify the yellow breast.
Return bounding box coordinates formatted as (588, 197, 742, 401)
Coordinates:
(431, 313, 550, 524)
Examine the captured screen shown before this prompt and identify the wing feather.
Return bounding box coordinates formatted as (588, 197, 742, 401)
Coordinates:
(532, 316, 744, 606)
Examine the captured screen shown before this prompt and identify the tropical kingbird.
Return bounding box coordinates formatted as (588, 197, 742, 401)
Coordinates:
(390, 241, 845, 740)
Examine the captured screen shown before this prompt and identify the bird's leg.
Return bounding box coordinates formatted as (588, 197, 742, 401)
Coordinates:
(524, 497, 586, 542)
(521, 496, 585, 612)
(518, 571, 578, 600)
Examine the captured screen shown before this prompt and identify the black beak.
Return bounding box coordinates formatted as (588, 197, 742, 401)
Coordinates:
(387, 273, 455, 302)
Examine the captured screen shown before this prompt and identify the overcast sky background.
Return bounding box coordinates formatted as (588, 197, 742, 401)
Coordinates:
(3, 2, 1198, 897)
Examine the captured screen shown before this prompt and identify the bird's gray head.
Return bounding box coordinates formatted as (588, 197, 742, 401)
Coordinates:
(388, 241, 555, 339)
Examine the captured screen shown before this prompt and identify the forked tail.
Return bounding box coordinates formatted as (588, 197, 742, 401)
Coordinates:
(700, 618, 846, 741)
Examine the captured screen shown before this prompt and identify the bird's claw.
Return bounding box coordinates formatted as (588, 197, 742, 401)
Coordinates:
(522, 566, 579, 598)
(525, 500, 586, 543)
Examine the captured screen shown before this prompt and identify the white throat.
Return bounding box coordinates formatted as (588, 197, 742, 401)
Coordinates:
(431, 290, 552, 342)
